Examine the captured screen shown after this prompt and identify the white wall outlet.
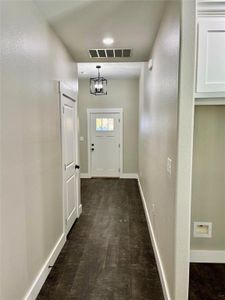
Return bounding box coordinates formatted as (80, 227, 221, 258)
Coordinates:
(80, 136, 84, 142)
(167, 157, 172, 176)
(193, 222, 212, 238)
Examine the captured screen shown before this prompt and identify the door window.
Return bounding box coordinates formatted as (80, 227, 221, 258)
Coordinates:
(96, 118, 114, 131)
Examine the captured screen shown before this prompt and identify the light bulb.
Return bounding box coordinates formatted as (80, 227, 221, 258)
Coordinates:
(95, 82, 103, 89)
(102, 37, 114, 46)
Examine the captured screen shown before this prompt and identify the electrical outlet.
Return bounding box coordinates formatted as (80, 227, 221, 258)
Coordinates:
(167, 157, 172, 176)
(193, 222, 212, 238)
(80, 136, 84, 142)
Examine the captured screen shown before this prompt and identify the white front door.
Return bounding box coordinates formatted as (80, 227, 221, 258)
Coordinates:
(90, 112, 121, 177)
(61, 93, 79, 235)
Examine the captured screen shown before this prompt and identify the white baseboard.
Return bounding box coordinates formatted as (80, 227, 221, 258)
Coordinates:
(78, 204, 82, 216)
(137, 177, 171, 300)
(81, 173, 138, 179)
(120, 173, 138, 179)
(190, 250, 225, 263)
(80, 173, 90, 178)
(24, 233, 66, 300)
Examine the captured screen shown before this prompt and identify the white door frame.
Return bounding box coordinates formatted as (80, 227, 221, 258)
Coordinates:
(87, 108, 123, 178)
(59, 81, 80, 235)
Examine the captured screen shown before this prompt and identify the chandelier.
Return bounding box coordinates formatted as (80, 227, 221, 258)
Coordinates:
(90, 65, 107, 96)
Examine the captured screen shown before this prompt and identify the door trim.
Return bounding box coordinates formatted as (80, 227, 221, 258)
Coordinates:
(59, 81, 80, 236)
(87, 108, 123, 178)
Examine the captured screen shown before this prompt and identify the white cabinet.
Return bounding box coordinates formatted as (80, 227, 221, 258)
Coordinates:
(196, 17, 225, 94)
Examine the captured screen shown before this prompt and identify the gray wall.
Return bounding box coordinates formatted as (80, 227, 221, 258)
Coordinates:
(1, 2, 77, 299)
(191, 105, 225, 250)
(138, 2, 180, 299)
(78, 78, 139, 174)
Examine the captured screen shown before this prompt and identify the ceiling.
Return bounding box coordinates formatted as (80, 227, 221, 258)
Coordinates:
(78, 62, 142, 79)
(34, 0, 166, 62)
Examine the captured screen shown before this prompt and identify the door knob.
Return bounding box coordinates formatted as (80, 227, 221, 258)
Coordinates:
(91, 148, 94, 151)
(75, 165, 80, 169)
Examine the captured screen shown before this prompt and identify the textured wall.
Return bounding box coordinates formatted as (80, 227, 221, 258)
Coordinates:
(0, 2, 77, 299)
(191, 105, 225, 250)
(138, 2, 180, 299)
(78, 78, 139, 174)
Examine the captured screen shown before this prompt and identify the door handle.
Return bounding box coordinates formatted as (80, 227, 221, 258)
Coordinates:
(75, 165, 80, 169)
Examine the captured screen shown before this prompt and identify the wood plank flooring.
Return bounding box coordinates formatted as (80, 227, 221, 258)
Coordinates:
(189, 263, 225, 300)
(37, 179, 164, 300)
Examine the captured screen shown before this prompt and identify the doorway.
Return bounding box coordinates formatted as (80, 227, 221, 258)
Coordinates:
(59, 82, 80, 235)
(87, 108, 123, 178)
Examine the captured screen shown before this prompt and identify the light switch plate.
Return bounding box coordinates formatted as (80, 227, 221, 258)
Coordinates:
(167, 157, 172, 176)
(80, 136, 84, 142)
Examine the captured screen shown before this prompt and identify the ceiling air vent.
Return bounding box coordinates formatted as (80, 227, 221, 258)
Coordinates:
(89, 48, 132, 58)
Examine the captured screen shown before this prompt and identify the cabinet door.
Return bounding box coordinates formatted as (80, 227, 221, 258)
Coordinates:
(197, 17, 225, 93)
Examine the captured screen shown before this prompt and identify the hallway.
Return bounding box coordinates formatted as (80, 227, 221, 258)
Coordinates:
(37, 179, 164, 300)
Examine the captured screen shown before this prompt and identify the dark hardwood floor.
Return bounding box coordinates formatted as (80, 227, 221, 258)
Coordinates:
(37, 178, 164, 300)
(189, 263, 225, 300)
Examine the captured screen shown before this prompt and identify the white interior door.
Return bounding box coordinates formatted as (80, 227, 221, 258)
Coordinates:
(61, 93, 79, 235)
(90, 112, 121, 177)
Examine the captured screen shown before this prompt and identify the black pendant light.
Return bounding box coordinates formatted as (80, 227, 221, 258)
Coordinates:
(90, 65, 107, 96)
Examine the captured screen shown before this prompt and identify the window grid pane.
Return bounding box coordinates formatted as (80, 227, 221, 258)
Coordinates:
(96, 118, 114, 131)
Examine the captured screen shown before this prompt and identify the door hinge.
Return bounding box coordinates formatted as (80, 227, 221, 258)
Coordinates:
(62, 106, 65, 114)
(65, 219, 67, 225)
(118, 143, 120, 148)
(118, 118, 120, 123)
(118, 168, 120, 172)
